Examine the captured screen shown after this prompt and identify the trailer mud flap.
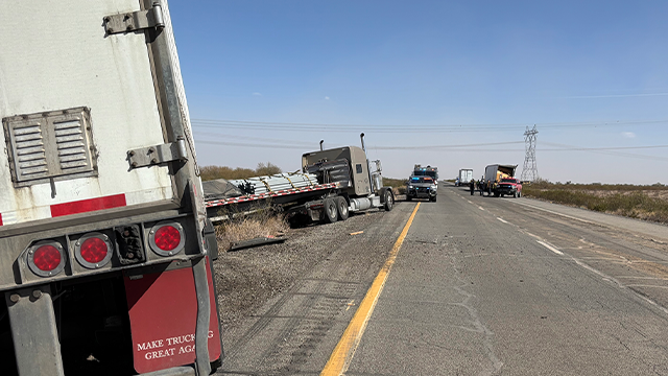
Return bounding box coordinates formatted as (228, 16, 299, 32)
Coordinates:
(123, 260, 221, 374)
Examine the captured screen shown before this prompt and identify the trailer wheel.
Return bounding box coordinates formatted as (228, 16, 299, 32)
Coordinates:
(323, 198, 338, 223)
(383, 190, 394, 211)
(336, 197, 349, 220)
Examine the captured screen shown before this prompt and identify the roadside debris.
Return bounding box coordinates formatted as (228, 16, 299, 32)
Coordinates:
(349, 231, 364, 236)
(229, 236, 287, 252)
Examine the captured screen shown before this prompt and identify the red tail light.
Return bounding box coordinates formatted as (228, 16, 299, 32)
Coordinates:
(155, 226, 181, 251)
(149, 222, 185, 256)
(74, 233, 113, 269)
(34, 245, 62, 271)
(27, 241, 66, 277)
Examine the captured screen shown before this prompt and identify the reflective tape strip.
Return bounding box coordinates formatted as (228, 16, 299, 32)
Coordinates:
(205, 183, 339, 208)
(50, 194, 127, 217)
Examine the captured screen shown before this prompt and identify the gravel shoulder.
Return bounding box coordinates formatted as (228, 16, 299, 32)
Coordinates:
(211, 201, 409, 355)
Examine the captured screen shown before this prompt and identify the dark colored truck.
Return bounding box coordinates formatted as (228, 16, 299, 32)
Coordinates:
(406, 165, 438, 202)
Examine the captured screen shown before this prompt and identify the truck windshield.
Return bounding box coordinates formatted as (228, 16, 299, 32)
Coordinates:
(413, 170, 437, 179)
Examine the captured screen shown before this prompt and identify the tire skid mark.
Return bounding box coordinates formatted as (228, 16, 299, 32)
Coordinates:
(256, 267, 361, 373)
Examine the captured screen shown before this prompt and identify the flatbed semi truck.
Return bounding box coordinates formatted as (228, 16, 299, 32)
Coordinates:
(204, 134, 395, 224)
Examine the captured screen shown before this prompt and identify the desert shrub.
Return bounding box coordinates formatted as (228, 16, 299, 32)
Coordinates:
(524, 178, 668, 192)
(383, 177, 408, 188)
(255, 162, 282, 176)
(523, 187, 668, 224)
(214, 202, 289, 251)
(201, 162, 283, 181)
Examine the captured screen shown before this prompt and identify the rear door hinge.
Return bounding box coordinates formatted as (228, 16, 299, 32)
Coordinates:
(103, 4, 164, 34)
(127, 139, 188, 169)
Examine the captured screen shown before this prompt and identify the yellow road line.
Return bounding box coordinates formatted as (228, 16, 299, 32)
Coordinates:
(320, 202, 421, 376)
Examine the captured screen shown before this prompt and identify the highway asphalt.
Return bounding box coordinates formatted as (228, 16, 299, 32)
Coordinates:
(219, 184, 668, 375)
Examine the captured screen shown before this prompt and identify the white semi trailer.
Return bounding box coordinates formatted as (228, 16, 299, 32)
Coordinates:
(458, 169, 474, 186)
(0, 2, 223, 375)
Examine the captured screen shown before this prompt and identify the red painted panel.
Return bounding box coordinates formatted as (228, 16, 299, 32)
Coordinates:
(123, 261, 221, 374)
(50, 194, 126, 217)
(0, 213, 3, 226)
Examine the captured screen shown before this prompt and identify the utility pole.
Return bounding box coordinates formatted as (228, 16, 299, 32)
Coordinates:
(521, 125, 539, 182)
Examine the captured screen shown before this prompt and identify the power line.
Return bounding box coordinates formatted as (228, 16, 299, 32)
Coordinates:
(191, 118, 668, 133)
(541, 142, 668, 151)
(194, 137, 668, 154)
(192, 131, 315, 147)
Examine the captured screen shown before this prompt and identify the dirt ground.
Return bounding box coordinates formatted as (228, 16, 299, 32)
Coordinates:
(211, 208, 388, 343)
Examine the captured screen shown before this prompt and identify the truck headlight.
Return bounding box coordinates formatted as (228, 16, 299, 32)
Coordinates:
(409, 185, 414, 189)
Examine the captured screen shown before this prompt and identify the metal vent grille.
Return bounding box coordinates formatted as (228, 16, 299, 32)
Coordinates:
(3, 107, 97, 187)
(54, 119, 90, 172)
(13, 121, 49, 179)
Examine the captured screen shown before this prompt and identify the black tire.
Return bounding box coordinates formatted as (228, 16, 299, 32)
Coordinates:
(383, 190, 394, 211)
(431, 195, 437, 202)
(336, 196, 349, 220)
(323, 198, 338, 223)
(406, 195, 412, 201)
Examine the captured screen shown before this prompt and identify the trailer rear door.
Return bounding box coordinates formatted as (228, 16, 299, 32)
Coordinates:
(0, 0, 188, 226)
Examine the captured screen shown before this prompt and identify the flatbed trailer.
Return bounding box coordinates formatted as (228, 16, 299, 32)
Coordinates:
(205, 181, 341, 222)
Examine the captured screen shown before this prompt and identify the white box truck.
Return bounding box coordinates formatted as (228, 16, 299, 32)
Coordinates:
(457, 168, 473, 186)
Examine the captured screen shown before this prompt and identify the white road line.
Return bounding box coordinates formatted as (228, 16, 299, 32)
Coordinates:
(478, 206, 485, 211)
(467, 200, 473, 204)
(615, 276, 668, 281)
(626, 285, 668, 289)
(519, 203, 598, 226)
(522, 231, 668, 316)
(537, 241, 564, 255)
(497, 217, 509, 224)
(524, 232, 541, 240)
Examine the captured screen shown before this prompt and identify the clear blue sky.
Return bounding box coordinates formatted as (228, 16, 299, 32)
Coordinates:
(169, 0, 668, 184)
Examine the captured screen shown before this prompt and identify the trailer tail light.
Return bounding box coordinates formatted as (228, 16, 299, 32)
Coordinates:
(149, 222, 185, 256)
(74, 233, 113, 269)
(27, 241, 66, 277)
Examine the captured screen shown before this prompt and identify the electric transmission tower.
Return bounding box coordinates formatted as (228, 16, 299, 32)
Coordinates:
(521, 125, 539, 182)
